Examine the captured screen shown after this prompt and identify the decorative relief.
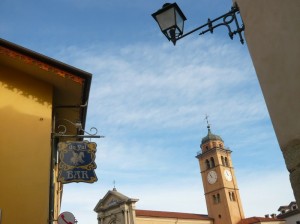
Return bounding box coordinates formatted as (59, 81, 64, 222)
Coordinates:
(0, 46, 84, 85)
(106, 198, 120, 207)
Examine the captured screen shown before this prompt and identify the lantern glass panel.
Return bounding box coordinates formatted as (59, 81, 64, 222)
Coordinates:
(175, 10, 184, 34)
(155, 8, 176, 32)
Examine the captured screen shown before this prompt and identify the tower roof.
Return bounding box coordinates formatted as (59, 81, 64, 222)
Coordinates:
(201, 125, 223, 145)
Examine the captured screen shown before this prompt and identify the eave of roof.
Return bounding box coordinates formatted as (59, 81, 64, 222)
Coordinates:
(0, 38, 92, 79)
(277, 209, 300, 219)
(0, 38, 92, 133)
(135, 210, 212, 220)
(239, 216, 285, 224)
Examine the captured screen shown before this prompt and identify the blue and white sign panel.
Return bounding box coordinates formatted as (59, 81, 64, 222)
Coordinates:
(58, 141, 98, 184)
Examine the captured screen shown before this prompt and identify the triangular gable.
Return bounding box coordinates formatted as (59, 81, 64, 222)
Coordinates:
(94, 188, 138, 212)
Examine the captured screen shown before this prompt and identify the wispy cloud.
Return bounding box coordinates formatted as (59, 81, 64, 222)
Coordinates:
(58, 38, 292, 224)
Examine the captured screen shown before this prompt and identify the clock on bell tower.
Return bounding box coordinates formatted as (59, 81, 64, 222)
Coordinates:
(196, 124, 245, 224)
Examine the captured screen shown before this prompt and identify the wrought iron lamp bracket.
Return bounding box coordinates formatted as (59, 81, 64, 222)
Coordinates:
(174, 4, 245, 45)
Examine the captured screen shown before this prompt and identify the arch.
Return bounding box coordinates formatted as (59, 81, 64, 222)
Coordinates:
(205, 159, 210, 169)
(210, 157, 215, 167)
(217, 193, 221, 203)
(232, 192, 236, 201)
(225, 157, 229, 167)
(213, 195, 217, 204)
(221, 156, 225, 166)
(229, 192, 236, 201)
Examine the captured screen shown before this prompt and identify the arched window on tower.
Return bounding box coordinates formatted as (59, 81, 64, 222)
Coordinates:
(210, 157, 215, 167)
(205, 159, 210, 169)
(217, 193, 221, 203)
(213, 194, 221, 204)
(221, 156, 225, 166)
(213, 195, 217, 204)
(229, 192, 236, 201)
(225, 157, 229, 167)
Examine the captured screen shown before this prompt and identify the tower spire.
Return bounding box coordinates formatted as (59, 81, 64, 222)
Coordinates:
(113, 180, 117, 191)
(205, 114, 211, 133)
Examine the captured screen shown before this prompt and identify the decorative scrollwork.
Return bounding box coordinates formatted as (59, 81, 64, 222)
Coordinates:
(170, 4, 244, 45)
(198, 6, 244, 44)
(57, 125, 67, 135)
(53, 119, 103, 139)
(82, 127, 98, 136)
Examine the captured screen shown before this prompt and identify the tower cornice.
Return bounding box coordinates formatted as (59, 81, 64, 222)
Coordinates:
(196, 147, 232, 159)
(204, 187, 240, 195)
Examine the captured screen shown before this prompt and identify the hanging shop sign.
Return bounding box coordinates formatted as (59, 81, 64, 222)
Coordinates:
(58, 141, 98, 184)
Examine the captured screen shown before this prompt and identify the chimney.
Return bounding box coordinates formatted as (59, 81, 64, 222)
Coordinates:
(271, 214, 276, 218)
(265, 214, 269, 218)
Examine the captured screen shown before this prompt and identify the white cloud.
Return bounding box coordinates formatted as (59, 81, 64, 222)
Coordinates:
(238, 170, 295, 217)
(58, 38, 293, 224)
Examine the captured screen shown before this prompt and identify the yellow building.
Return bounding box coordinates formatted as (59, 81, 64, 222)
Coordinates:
(94, 126, 285, 224)
(0, 38, 92, 224)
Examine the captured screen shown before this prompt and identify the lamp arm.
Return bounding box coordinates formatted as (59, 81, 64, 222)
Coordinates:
(175, 5, 244, 44)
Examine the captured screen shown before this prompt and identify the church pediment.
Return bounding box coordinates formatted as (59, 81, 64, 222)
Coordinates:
(94, 188, 138, 212)
(103, 195, 124, 208)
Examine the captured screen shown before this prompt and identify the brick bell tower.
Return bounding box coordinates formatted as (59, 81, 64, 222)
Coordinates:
(196, 122, 244, 224)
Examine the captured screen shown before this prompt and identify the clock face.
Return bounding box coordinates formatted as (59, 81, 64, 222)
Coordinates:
(207, 170, 217, 184)
(224, 169, 232, 181)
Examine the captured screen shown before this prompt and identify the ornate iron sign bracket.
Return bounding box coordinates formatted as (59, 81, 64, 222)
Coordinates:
(52, 119, 104, 139)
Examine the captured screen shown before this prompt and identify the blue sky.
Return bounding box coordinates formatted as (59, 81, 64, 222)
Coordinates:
(0, 0, 295, 223)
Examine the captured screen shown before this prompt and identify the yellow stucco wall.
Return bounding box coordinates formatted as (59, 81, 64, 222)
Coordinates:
(0, 65, 53, 224)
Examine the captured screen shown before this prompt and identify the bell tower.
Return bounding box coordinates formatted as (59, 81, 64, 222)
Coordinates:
(196, 123, 244, 224)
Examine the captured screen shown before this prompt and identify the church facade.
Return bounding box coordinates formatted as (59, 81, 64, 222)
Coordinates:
(94, 126, 285, 224)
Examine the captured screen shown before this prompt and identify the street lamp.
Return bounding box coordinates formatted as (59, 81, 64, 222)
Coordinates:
(152, 2, 245, 45)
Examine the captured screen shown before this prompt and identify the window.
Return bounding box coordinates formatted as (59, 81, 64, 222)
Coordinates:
(229, 192, 236, 201)
(206, 159, 210, 169)
(225, 157, 229, 167)
(219, 144, 223, 148)
(213, 194, 221, 204)
(213, 195, 217, 204)
(221, 156, 225, 166)
(295, 221, 300, 224)
(217, 193, 221, 203)
(210, 157, 215, 167)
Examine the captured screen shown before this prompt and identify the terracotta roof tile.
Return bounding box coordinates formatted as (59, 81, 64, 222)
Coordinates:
(238, 216, 285, 224)
(135, 210, 211, 220)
